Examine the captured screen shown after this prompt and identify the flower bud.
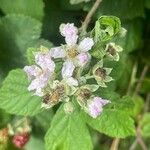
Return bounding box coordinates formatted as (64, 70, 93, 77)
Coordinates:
(64, 102, 74, 114)
(12, 133, 30, 148)
(87, 97, 111, 118)
(105, 42, 123, 61)
(0, 128, 9, 149)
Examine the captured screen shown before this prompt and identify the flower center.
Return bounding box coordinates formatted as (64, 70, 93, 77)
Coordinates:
(67, 48, 78, 58)
(79, 89, 91, 100)
(43, 86, 65, 105)
(107, 45, 116, 56)
(95, 68, 106, 79)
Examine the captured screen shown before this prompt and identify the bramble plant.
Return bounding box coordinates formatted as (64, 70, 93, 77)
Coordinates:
(0, 0, 150, 150)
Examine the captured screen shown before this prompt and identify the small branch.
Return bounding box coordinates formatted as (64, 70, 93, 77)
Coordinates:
(80, 0, 102, 33)
(127, 62, 137, 95)
(130, 126, 148, 150)
(110, 138, 120, 150)
(133, 65, 149, 96)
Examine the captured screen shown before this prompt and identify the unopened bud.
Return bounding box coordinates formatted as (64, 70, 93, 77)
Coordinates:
(64, 102, 74, 114)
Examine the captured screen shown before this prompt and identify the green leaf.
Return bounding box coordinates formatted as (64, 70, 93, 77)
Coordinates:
(95, 89, 120, 102)
(145, 0, 150, 9)
(0, 14, 42, 71)
(132, 96, 144, 118)
(0, 109, 11, 128)
(93, 16, 121, 42)
(141, 78, 150, 94)
(115, 20, 143, 53)
(0, 69, 42, 116)
(140, 113, 150, 137)
(26, 47, 38, 65)
(90, 41, 106, 59)
(0, 0, 44, 20)
(25, 136, 45, 150)
(86, 109, 135, 138)
(34, 109, 54, 132)
(45, 105, 93, 150)
(113, 96, 134, 115)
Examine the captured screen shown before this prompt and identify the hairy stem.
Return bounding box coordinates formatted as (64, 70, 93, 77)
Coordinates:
(80, 0, 102, 33)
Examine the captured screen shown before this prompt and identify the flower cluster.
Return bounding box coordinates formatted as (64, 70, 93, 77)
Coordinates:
(24, 23, 123, 118)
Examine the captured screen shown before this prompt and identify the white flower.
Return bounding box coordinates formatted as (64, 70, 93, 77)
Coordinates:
(61, 60, 78, 87)
(35, 51, 55, 72)
(87, 97, 111, 118)
(24, 65, 41, 80)
(50, 23, 94, 86)
(60, 23, 78, 46)
(59, 23, 78, 38)
(24, 51, 55, 97)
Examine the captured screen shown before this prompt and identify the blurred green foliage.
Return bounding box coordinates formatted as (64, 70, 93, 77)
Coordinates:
(0, 0, 150, 150)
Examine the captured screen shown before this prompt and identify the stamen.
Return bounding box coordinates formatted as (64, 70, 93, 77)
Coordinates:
(67, 48, 79, 58)
(95, 68, 106, 79)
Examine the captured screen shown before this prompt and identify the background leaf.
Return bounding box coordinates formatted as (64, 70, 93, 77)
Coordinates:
(0, 0, 44, 20)
(0, 69, 42, 116)
(84, 0, 145, 20)
(0, 14, 42, 72)
(86, 109, 135, 138)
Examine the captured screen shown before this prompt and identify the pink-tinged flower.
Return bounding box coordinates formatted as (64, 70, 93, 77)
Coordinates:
(60, 23, 78, 46)
(24, 51, 55, 96)
(35, 51, 55, 72)
(59, 23, 78, 38)
(76, 53, 91, 67)
(12, 133, 30, 148)
(50, 23, 94, 84)
(87, 97, 111, 118)
(24, 65, 41, 80)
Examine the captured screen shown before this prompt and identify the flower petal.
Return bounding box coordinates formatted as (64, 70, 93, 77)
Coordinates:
(59, 23, 78, 37)
(76, 52, 91, 66)
(93, 97, 111, 106)
(23, 65, 41, 80)
(65, 77, 78, 87)
(50, 47, 66, 58)
(65, 35, 78, 47)
(28, 73, 49, 93)
(78, 37, 94, 52)
(35, 51, 55, 72)
(87, 97, 110, 118)
(62, 60, 75, 78)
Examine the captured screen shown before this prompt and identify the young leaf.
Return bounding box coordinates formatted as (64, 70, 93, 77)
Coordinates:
(86, 109, 135, 138)
(92, 16, 121, 42)
(0, 69, 42, 116)
(0, 0, 44, 20)
(45, 105, 93, 150)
